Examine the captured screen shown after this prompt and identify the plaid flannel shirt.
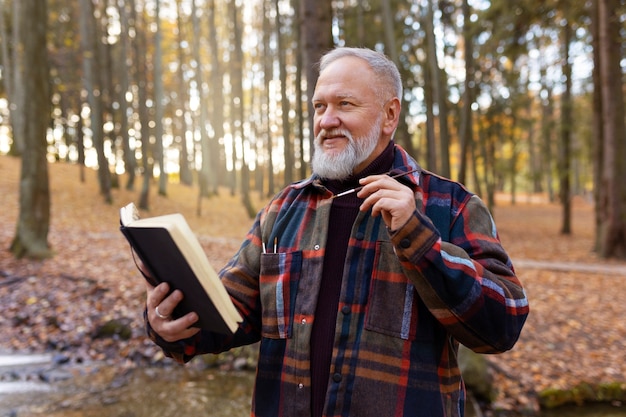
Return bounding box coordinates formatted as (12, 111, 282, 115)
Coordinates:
(147, 145, 529, 417)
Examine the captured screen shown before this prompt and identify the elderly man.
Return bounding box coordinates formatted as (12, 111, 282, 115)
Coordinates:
(144, 47, 529, 417)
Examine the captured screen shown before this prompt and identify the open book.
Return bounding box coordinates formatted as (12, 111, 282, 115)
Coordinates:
(119, 202, 242, 334)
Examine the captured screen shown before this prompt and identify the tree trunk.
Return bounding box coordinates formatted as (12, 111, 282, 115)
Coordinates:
(478, 108, 497, 212)
(526, 94, 540, 195)
(79, 0, 111, 203)
(153, 0, 167, 196)
(130, 0, 151, 211)
(0, 1, 11, 105)
(508, 113, 518, 205)
(291, 0, 306, 180)
(380, 0, 415, 156)
(191, 0, 213, 205)
(422, 52, 437, 172)
(300, 0, 333, 162)
(540, 67, 555, 202)
(275, 0, 293, 186)
(77, 115, 86, 183)
(458, 0, 474, 186)
(8, 1, 25, 155)
(596, 0, 626, 258)
(175, 0, 192, 187)
(97, 1, 114, 188)
(208, 0, 223, 194)
(591, 0, 603, 253)
(263, 0, 275, 196)
(0, 0, 18, 153)
(10, 0, 51, 259)
(118, 0, 135, 190)
(559, 22, 572, 235)
(229, 1, 255, 218)
(425, 0, 450, 177)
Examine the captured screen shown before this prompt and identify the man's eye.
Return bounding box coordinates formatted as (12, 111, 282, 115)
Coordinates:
(339, 101, 352, 107)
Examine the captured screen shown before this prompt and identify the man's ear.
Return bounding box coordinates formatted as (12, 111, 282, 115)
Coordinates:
(382, 97, 401, 136)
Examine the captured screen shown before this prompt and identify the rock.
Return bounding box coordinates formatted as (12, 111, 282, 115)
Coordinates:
(52, 354, 70, 365)
(93, 319, 132, 340)
(458, 344, 496, 403)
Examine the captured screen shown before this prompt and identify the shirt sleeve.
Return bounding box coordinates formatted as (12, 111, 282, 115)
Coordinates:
(390, 194, 529, 353)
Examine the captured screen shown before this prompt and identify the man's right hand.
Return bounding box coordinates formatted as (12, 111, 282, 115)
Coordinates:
(146, 281, 201, 342)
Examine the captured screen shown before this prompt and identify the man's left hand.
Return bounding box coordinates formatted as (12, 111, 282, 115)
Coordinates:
(357, 174, 416, 231)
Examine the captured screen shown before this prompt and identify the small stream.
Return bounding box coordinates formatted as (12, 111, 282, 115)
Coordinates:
(0, 355, 254, 417)
(1, 354, 624, 417)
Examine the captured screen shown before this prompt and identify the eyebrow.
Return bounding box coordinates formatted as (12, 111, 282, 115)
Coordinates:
(312, 92, 358, 102)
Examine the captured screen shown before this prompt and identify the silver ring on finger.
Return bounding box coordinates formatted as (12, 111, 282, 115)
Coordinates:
(155, 305, 170, 319)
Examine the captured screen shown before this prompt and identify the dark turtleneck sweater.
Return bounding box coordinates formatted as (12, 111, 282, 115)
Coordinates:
(310, 141, 395, 417)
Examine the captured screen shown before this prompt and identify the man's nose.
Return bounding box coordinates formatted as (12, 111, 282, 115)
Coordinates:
(317, 105, 342, 130)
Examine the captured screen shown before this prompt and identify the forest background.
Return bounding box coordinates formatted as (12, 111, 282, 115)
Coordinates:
(0, 0, 625, 413)
(1, 0, 624, 261)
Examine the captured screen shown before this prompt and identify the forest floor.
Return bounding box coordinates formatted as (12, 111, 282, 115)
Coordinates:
(1, 155, 625, 414)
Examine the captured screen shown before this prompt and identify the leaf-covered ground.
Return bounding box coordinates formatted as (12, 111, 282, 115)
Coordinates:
(1, 155, 625, 413)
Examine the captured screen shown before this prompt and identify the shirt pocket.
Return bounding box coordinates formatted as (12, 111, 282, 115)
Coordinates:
(364, 241, 433, 341)
(259, 251, 302, 339)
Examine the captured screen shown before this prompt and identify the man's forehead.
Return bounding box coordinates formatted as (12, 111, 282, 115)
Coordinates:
(314, 70, 377, 101)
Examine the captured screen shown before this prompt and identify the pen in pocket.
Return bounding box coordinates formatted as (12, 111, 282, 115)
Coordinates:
(262, 236, 278, 253)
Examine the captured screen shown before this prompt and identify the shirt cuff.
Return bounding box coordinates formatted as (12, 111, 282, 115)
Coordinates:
(389, 211, 440, 262)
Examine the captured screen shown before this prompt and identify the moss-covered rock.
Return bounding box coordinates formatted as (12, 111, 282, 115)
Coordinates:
(539, 381, 626, 408)
(93, 319, 133, 340)
(459, 344, 497, 403)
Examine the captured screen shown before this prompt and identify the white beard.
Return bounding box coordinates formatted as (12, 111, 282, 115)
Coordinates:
(312, 116, 382, 180)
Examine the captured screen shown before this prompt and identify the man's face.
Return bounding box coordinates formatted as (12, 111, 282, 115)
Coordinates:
(311, 56, 390, 179)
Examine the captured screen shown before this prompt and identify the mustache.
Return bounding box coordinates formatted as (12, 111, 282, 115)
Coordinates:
(316, 129, 353, 143)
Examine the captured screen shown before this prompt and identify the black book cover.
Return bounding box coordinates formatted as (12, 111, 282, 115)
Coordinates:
(120, 225, 234, 335)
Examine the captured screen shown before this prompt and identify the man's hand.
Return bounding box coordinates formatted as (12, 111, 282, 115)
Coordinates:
(145, 281, 201, 342)
(357, 173, 416, 231)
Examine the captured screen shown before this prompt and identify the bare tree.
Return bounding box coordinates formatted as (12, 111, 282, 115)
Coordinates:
(424, 0, 450, 177)
(380, 0, 415, 156)
(300, 0, 333, 160)
(207, 0, 224, 195)
(191, 0, 213, 210)
(10, 0, 51, 259)
(131, 0, 152, 211)
(594, 0, 626, 258)
(558, 21, 573, 234)
(3, 1, 25, 155)
(229, 1, 255, 218)
(153, 0, 167, 196)
(458, 0, 475, 186)
(175, 0, 192, 186)
(79, 0, 112, 203)
(275, 0, 293, 185)
(288, 0, 306, 180)
(263, 0, 275, 196)
(118, 0, 135, 190)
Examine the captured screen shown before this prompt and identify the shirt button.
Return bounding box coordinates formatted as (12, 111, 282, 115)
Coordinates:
(301, 318, 307, 325)
(314, 244, 320, 250)
(298, 383, 304, 389)
(355, 232, 365, 240)
(400, 238, 411, 248)
(341, 305, 351, 315)
(332, 373, 342, 383)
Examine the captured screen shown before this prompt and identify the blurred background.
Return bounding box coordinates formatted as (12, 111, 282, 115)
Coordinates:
(1, 0, 625, 415)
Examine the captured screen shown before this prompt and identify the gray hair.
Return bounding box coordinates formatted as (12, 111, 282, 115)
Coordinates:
(318, 47, 403, 103)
